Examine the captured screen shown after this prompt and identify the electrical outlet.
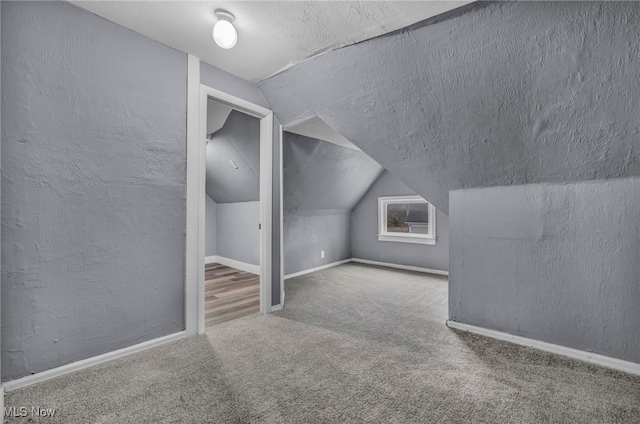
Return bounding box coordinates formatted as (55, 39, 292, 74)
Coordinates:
(321, 250, 325, 259)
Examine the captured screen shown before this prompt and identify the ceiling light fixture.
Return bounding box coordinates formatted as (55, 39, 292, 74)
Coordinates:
(213, 9, 237, 49)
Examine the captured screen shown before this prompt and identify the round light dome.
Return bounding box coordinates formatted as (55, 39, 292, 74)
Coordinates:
(212, 17, 237, 49)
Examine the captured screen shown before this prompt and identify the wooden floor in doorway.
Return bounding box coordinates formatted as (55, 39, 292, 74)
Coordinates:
(205, 263, 260, 327)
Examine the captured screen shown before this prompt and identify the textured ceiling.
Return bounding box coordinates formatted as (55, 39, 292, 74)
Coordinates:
(259, 1, 640, 214)
(206, 110, 260, 203)
(283, 132, 383, 211)
(70, 1, 470, 82)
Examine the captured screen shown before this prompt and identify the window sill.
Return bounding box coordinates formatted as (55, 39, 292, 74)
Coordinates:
(377, 234, 436, 245)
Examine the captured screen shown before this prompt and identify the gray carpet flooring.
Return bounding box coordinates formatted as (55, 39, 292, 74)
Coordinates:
(4, 263, 640, 423)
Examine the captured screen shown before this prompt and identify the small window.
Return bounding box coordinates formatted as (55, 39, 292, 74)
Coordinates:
(378, 195, 436, 245)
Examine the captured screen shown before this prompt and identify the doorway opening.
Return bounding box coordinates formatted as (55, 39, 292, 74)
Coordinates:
(204, 100, 262, 327)
(186, 79, 274, 335)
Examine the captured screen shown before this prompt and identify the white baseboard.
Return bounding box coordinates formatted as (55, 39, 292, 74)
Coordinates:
(205, 255, 217, 264)
(270, 304, 283, 312)
(351, 258, 449, 276)
(3, 331, 188, 392)
(446, 320, 640, 377)
(285, 258, 353, 279)
(211, 256, 259, 275)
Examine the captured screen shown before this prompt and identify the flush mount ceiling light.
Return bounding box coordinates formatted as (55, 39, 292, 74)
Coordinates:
(212, 9, 237, 49)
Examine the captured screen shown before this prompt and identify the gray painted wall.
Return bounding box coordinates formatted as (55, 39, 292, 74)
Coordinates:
(259, 1, 640, 214)
(216, 202, 260, 267)
(205, 195, 217, 257)
(206, 110, 260, 204)
(200, 61, 269, 110)
(351, 171, 449, 272)
(283, 133, 383, 211)
(449, 178, 640, 364)
(284, 210, 351, 276)
(1, 1, 186, 381)
(282, 132, 382, 275)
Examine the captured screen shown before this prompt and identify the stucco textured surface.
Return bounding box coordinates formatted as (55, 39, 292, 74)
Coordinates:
(282, 132, 382, 275)
(206, 110, 260, 204)
(283, 133, 382, 212)
(351, 171, 449, 272)
(216, 202, 260, 267)
(284, 210, 352, 276)
(260, 1, 640, 213)
(449, 178, 640, 364)
(1, 1, 187, 381)
(200, 61, 269, 109)
(70, 1, 471, 82)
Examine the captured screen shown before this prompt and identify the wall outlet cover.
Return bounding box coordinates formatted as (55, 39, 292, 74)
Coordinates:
(321, 251, 325, 258)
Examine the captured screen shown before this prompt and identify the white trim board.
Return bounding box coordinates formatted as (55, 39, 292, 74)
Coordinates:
(185, 54, 201, 336)
(211, 256, 260, 275)
(279, 124, 285, 308)
(4, 331, 188, 392)
(205, 256, 216, 265)
(270, 304, 283, 312)
(189, 83, 275, 332)
(446, 321, 640, 377)
(284, 259, 353, 279)
(351, 258, 448, 276)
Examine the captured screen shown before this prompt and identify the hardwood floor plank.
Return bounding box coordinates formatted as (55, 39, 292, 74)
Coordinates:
(205, 299, 260, 319)
(204, 263, 260, 327)
(208, 279, 260, 293)
(205, 292, 259, 309)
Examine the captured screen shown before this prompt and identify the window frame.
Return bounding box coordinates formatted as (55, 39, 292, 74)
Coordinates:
(377, 195, 436, 245)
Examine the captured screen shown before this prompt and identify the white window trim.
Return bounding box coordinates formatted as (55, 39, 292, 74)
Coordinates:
(378, 195, 436, 245)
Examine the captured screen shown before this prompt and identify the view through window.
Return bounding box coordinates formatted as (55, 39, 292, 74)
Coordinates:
(378, 195, 436, 245)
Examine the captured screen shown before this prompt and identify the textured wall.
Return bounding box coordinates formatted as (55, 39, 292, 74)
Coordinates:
(200, 62, 269, 109)
(1, 1, 187, 381)
(351, 171, 449, 272)
(449, 178, 640, 363)
(282, 132, 382, 275)
(216, 202, 260, 267)
(260, 1, 640, 213)
(283, 133, 383, 211)
(205, 195, 217, 257)
(284, 210, 351, 276)
(206, 111, 260, 204)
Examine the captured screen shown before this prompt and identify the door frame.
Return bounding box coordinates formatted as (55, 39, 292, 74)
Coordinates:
(185, 57, 274, 335)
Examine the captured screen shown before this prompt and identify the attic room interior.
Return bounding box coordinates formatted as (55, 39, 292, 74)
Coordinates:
(1, 1, 639, 422)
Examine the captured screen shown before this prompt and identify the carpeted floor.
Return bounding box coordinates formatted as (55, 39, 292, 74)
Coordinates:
(4, 263, 640, 423)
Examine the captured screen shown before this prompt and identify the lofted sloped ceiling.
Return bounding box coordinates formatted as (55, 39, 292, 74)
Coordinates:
(207, 98, 233, 136)
(259, 1, 640, 214)
(287, 116, 361, 151)
(283, 132, 383, 212)
(206, 110, 260, 203)
(70, 1, 471, 82)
